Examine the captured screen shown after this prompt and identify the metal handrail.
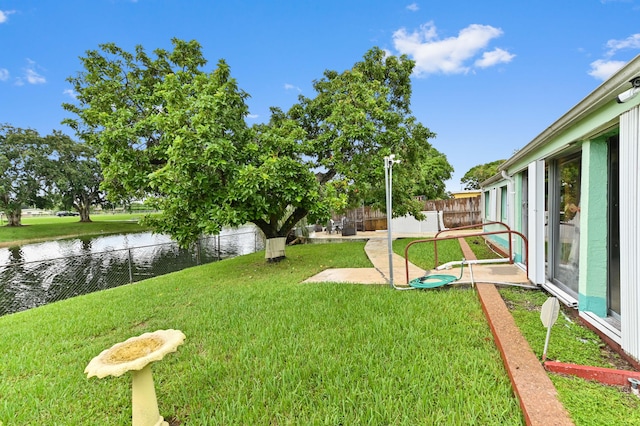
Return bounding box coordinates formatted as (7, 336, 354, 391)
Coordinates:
(435, 221, 510, 239)
(404, 228, 528, 284)
(433, 221, 512, 267)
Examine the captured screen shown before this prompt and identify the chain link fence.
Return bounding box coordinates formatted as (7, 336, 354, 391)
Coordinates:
(0, 231, 264, 317)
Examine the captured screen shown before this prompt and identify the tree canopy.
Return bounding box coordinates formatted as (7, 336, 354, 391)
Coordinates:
(64, 39, 452, 260)
(0, 125, 106, 225)
(0, 125, 51, 226)
(460, 159, 506, 190)
(46, 132, 104, 222)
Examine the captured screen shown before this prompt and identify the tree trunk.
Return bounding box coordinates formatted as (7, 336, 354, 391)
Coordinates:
(76, 195, 92, 222)
(254, 207, 309, 262)
(79, 206, 92, 222)
(6, 210, 22, 227)
(264, 237, 287, 263)
(257, 222, 288, 263)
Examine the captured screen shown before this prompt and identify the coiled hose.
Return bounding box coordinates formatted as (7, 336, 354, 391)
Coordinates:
(409, 260, 465, 289)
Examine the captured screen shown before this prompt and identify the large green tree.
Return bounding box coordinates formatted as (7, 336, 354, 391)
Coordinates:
(286, 48, 452, 215)
(46, 132, 104, 222)
(460, 159, 506, 190)
(0, 125, 52, 226)
(63, 39, 451, 260)
(64, 39, 209, 204)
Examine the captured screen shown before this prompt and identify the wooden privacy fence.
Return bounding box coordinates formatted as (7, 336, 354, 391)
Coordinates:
(330, 206, 385, 231)
(335, 196, 481, 231)
(423, 196, 481, 228)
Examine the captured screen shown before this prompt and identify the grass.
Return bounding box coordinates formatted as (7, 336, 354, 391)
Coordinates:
(498, 288, 618, 367)
(393, 237, 464, 270)
(0, 242, 524, 425)
(465, 236, 640, 425)
(0, 213, 151, 246)
(3, 221, 638, 424)
(551, 375, 640, 425)
(464, 236, 505, 260)
(392, 235, 502, 271)
(500, 287, 640, 425)
(397, 234, 640, 425)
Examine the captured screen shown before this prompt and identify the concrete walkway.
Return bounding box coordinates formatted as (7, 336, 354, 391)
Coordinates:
(303, 237, 425, 285)
(303, 232, 574, 426)
(304, 231, 531, 287)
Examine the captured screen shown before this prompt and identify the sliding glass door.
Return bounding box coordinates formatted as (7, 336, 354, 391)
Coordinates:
(549, 154, 581, 297)
(608, 136, 620, 318)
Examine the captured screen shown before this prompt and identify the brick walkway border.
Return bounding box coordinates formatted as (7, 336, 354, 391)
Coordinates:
(458, 238, 574, 426)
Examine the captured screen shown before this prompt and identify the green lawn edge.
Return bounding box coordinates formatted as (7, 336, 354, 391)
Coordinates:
(0, 213, 152, 247)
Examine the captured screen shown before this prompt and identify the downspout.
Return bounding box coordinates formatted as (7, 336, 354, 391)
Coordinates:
(501, 169, 514, 183)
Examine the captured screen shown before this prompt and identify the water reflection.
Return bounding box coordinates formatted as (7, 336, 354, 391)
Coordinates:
(0, 225, 263, 316)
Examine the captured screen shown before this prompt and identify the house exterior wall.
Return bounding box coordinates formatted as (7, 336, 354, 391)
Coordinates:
(480, 55, 640, 361)
(579, 138, 608, 317)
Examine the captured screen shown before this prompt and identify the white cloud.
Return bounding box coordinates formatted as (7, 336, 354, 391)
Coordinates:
(0, 68, 9, 81)
(585, 33, 640, 80)
(24, 59, 46, 84)
(393, 21, 513, 76)
(605, 33, 640, 56)
(26, 69, 46, 84)
(588, 59, 627, 80)
(0, 10, 15, 24)
(406, 3, 419, 12)
(284, 83, 301, 92)
(63, 89, 77, 99)
(247, 114, 259, 119)
(475, 48, 516, 68)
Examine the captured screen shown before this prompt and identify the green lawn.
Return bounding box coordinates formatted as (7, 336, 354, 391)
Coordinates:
(2, 227, 638, 425)
(0, 242, 524, 425)
(393, 236, 463, 270)
(500, 287, 640, 425)
(396, 235, 640, 425)
(392, 235, 501, 271)
(0, 213, 151, 246)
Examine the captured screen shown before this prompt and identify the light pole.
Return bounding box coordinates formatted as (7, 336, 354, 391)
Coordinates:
(384, 154, 400, 288)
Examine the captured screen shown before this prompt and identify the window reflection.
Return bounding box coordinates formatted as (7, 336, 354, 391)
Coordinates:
(555, 155, 581, 294)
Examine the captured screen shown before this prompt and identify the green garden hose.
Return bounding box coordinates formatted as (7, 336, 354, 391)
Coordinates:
(409, 261, 465, 289)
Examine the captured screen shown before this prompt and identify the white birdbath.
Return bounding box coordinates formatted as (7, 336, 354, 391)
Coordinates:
(85, 329, 186, 426)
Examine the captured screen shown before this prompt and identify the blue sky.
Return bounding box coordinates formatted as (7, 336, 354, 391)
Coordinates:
(2, 0, 640, 191)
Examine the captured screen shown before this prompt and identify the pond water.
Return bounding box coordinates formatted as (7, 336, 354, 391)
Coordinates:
(0, 225, 260, 264)
(0, 225, 264, 316)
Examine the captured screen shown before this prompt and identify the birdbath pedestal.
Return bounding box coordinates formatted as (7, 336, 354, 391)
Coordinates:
(85, 329, 186, 426)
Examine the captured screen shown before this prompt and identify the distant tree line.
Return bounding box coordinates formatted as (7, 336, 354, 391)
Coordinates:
(460, 159, 506, 190)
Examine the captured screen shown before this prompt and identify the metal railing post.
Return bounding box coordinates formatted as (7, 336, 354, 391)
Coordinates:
(127, 248, 133, 283)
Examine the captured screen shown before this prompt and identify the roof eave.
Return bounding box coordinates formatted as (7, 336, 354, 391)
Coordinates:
(480, 172, 503, 188)
(499, 54, 640, 172)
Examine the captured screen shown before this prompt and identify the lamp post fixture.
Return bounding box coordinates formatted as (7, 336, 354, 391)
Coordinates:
(384, 154, 401, 288)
